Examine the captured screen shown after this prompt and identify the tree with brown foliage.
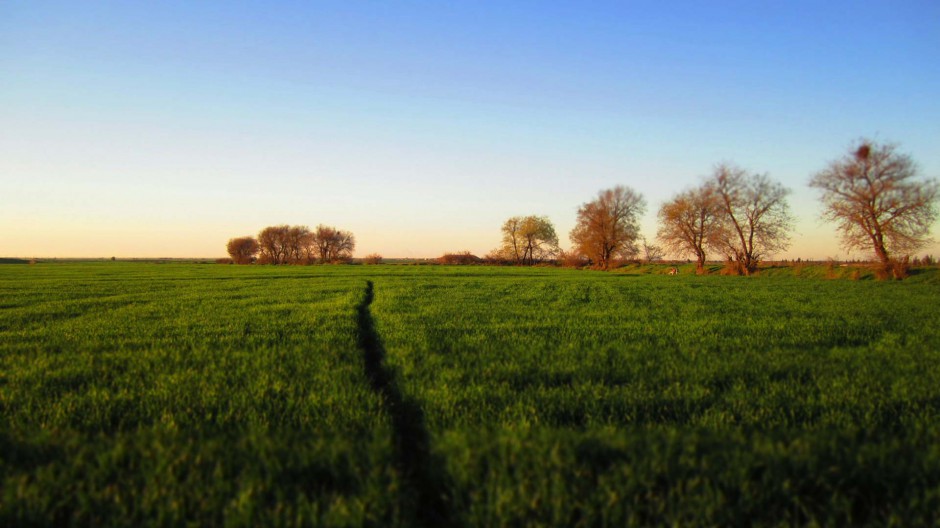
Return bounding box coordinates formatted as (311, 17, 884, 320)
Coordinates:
(226, 236, 259, 264)
(657, 185, 723, 274)
(710, 164, 793, 275)
(257, 225, 293, 264)
(495, 215, 560, 265)
(256, 224, 316, 264)
(286, 225, 315, 263)
(313, 225, 355, 263)
(570, 186, 646, 270)
(249, 224, 354, 264)
(810, 139, 939, 276)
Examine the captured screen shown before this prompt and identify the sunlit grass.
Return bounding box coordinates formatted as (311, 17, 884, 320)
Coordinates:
(2, 262, 938, 525)
(0, 263, 398, 525)
(371, 267, 940, 525)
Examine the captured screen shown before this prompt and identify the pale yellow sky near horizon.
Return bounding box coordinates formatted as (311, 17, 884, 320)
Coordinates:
(3, 3, 938, 261)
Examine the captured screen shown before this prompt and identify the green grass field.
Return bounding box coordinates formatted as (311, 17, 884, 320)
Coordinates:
(2, 262, 939, 526)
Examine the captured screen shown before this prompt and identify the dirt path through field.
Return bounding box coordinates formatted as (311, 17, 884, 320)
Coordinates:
(355, 280, 454, 527)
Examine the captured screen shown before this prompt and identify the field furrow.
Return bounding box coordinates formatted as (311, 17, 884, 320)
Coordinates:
(355, 280, 453, 527)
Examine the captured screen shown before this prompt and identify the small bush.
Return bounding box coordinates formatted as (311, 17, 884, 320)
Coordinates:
(559, 251, 588, 269)
(874, 258, 911, 280)
(363, 254, 383, 265)
(215, 258, 234, 264)
(482, 250, 512, 266)
(891, 257, 911, 280)
(721, 260, 744, 276)
(874, 264, 891, 281)
(792, 261, 804, 276)
(438, 252, 482, 265)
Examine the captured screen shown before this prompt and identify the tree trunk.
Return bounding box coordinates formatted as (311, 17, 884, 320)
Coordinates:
(870, 229, 892, 279)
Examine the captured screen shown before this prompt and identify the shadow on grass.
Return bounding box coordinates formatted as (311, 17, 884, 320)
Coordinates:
(356, 280, 456, 527)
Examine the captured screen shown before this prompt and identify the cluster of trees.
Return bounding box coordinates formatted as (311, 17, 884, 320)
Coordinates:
(489, 170, 792, 275)
(226, 140, 936, 277)
(226, 224, 355, 265)
(657, 163, 793, 275)
(494, 139, 937, 276)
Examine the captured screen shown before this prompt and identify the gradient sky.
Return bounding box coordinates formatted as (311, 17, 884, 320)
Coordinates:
(2, 1, 939, 259)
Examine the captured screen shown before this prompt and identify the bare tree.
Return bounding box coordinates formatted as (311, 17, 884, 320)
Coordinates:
(286, 225, 314, 263)
(256, 224, 318, 264)
(257, 225, 292, 264)
(570, 186, 646, 270)
(657, 185, 723, 274)
(313, 225, 356, 263)
(226, 236, 259, 264)
(810, 139, 939, 275)
(710, 164, 793, 275)
(640, 237, 665, 263)
(495, 215, 560, 265)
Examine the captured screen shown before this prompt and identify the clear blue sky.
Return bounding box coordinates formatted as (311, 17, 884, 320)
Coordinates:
(2, 1, 938, 259)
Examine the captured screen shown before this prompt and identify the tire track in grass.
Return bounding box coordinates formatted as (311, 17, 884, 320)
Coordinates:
(355, 280, 454, 527)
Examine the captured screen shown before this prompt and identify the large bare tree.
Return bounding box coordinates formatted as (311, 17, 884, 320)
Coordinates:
(657, 185, 723, 274)
(810, 140, 938, 271)
(313, 225, 356, 263)
(286, 225, 314, 263)
(570, 185, 646, 270)
(226, 236, 259, 264)
(496, 215, 560, 265)
(257, 225, 293, 264)
(256, 224, 319, 264)
(710, 164, 793, 275)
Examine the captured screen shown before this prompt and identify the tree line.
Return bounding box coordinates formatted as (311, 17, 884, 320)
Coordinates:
(227, 224, 355, 265)
(227, 139, 938, 278)
(489, 139, 937, 277)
